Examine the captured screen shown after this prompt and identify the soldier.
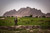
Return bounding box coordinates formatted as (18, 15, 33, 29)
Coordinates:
(14, 17, 18, 25)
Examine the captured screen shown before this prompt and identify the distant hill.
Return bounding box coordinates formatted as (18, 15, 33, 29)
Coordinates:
(3, 7, 50, 17)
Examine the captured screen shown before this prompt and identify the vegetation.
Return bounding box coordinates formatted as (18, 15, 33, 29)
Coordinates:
(42, 16, 46, 18)
(0, 17, 50, 26)
(29, 15, 32, 17)
(0, 17, 15, 26)
(0, 29, 50, 33)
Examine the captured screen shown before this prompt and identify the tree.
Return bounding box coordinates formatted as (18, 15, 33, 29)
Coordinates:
(35, 16, 38, 18)
(42, 16, 46, 18)
(29, 15, 32, 17)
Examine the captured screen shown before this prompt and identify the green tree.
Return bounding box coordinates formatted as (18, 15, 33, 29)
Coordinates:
(29, 15, 32, 17)
(42, 16, 46, 18)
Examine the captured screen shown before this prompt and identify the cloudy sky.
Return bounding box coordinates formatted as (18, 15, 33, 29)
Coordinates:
(0, 0, 50, 16)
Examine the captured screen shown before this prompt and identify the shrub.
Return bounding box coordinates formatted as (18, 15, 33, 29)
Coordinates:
(42, 16, 46, 18)
(35, 16, 38, 18)
(29, 15, 32, 17)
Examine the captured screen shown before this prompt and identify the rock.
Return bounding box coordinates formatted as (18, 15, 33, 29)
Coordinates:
(3, 7, 45, 17)
(29, 30, 33, 32)
(0, 18, 5, 19)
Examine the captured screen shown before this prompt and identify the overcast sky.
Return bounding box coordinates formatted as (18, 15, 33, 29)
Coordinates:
(0, 0, 50, 16)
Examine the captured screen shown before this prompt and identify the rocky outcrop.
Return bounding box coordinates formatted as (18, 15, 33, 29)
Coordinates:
(3, 9, 18, 17)
(3, 7, 50, 17)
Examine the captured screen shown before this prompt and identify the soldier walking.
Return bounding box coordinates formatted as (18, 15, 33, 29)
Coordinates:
(14, 17, 18, 25)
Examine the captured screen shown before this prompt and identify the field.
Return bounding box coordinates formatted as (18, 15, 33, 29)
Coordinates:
(0, 17, 50, 26)
(0, 17, 15, 26)
(0, 17, 50, 33)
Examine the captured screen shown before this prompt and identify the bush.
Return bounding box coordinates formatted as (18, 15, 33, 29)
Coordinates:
(29, 15, 32, 17)
(35, 16, 38, 18)
(42, 16, 46, 18)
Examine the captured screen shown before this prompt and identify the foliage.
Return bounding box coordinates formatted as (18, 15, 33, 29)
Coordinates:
(0, 17, 50, 27)
(42, 16, 46, 18)
(0, 17, 15, 26)
(29, 15, 32, 17)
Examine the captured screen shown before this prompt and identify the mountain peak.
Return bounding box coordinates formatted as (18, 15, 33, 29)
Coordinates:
(13, 9, 16, 11)
(10, 9, 16, 11)
(26, 7, 31, 9)
(27, 7, 30, 8)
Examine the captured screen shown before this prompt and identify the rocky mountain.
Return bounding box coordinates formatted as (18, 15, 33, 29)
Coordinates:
(3, 7, 49, 17)
(3, 9, 18, 16)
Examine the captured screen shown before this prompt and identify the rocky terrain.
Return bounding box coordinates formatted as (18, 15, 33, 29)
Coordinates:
(3, 7, 50, 17)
